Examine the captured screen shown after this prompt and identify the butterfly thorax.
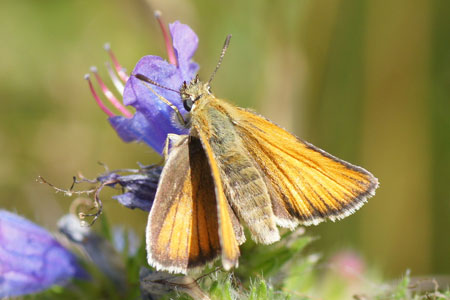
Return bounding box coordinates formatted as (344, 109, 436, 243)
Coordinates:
(180, 75, 212, 112)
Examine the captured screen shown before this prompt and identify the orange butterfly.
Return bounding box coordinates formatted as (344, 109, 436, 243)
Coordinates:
(137, 35, 378, 274)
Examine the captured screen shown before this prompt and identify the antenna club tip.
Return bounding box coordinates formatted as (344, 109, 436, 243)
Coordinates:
(84, 74, 90, 80)
(103, 43, 111, 51)
(154, 10, 162, 18)
(90, 66, 98, 73)
(225, 34, 232, 45)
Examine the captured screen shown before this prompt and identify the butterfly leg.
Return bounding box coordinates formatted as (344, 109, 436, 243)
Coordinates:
(162, 134, 188, 161)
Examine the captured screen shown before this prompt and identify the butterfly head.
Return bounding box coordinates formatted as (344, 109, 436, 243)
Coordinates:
(180, 74, 212, 112)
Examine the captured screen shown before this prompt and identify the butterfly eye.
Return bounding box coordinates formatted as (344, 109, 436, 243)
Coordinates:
(183, 98, 193, 111)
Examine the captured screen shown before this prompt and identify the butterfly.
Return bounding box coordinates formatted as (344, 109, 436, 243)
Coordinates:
(135, 35, 378, 274)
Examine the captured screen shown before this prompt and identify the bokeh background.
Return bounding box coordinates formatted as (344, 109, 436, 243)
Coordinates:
(1, 0, 449, 280)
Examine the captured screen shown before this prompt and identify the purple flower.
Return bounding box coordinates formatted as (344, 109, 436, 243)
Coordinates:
(0, 210, 87, 298)
(86, 15, 199, 155)
(96, 165, 163, 211)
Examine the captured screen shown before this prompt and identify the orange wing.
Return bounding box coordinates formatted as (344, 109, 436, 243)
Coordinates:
(146, 135, 221, 274)
(195, 129, 242, 270)
(232, 107, 379, 226)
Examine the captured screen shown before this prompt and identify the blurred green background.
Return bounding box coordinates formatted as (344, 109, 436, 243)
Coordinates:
(1, 0, 449, 280)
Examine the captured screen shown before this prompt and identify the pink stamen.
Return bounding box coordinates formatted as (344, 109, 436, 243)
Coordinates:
(90, 67, 133, 118)
(154, 10, 177, 66)
(85, 74, 115, 118)
(104, 43, 129, 82)
(106, 62, 124, 95)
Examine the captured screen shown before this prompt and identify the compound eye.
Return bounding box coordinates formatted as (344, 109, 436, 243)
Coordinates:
(183, 98, 193, 111)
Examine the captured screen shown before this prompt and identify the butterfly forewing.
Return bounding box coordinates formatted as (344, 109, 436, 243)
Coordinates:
(231, 107, 378, 224)
(146, 135, 222, 274)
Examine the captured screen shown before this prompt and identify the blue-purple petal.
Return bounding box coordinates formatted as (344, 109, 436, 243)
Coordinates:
(0, 210, 87, 298)
(169, 21, 199, 80)
(109, 112, 174, 154)
(113, 193, 152, 212)
(124, 56, 184, 108)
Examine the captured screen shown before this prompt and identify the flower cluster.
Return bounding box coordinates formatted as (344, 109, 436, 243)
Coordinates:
(86, 14, 199, 154)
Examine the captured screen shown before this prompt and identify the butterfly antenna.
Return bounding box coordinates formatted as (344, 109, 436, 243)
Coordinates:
(133, 73, 180, 94)
(133, 73, 187, 126)
(208, 34, 232, 85)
